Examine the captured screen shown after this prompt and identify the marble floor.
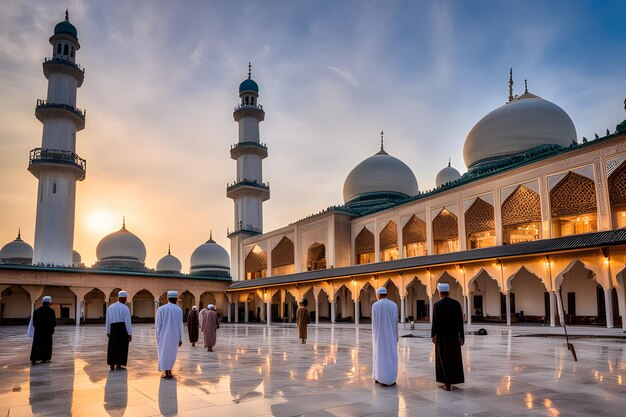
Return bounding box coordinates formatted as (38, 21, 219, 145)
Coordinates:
(0, 323, 624, 417)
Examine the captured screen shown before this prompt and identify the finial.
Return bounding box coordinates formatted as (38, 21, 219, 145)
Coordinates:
(168, 243, 171, 255)
(380, 131, 384, 150)
(448, 157, 451, 167)
(248, 62, 252, 79)
(508, 68, 514, 102)
(122, 216, 126, 229)
(524, 79, 528, 94)
(17, 228, 21, 240)
(210, 229, 213, 240)
(65, 9, 69, 21)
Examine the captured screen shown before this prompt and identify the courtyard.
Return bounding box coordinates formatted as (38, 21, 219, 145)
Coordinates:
(0, 323, 624, 416)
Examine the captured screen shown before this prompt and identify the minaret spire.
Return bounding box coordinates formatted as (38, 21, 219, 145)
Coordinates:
(380, 131, 384, 151)
(168, 243, 171, 255)
(17, 228, 21, 240)
(65, 9, 69, 21)
(248, 62, 252, 79)
(524, 79, 528, 94)
(448, 157, 451, 167)
(122, 216, 126, 229)
(508, 67, 514, 102)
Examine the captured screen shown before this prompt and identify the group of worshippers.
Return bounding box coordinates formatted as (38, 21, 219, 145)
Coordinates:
(371, 283, 465, 391)
(187, 303, 220, 351)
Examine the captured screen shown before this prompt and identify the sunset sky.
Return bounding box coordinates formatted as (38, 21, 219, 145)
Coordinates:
(1, 0, 625, 272)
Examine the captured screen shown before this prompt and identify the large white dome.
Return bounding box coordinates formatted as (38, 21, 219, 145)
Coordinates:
(0, 231, 33, 264)
(96, 223, 146, 266)
(436, 162, 462, 188)
(463, 92, 576, 170)
(157, 248, 182, 273)
(72, 250, 82, 267)
(190, 235, 230, 276)
(343, 147, 418, 203)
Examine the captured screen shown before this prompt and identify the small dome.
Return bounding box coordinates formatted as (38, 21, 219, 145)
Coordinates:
(190, 234, 230, 276)
(0, 231, 33, 264)
(54, 12, 78, 39)
(343, 146, 418, 204)
(95, 222, 146, 270)
(239, 78, 259, 94)
(157, 247, 182, 273)
(463, 92, 576, 170)
(436, 162, 462, 187)
(72, 250, 82, 267)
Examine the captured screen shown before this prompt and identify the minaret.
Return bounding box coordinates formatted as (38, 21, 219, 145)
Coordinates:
(29, 11, 86, 266)
(227, 63, 269, 280)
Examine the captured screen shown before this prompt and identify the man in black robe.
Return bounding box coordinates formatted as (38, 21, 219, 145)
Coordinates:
(187, 306, 199, 346)
(30, 295, 56, 365)
(431, 283, 464, 391)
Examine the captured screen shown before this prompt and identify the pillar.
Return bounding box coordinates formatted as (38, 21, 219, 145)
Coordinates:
(266, 301, 271, 326)
(129, 302, 134, 316)
(154, 300, 159, 320)
(234, 302, 239, 323)
(400, 297, 406, 324)
(428, 296, 433, 324)
(354, 299, 359, 325)
(549, 291, 556, 327)
(505, 292, 511, 326)
(227, 302, 232, 323)
(31, 301, 35, 317)
(604, 288, 614, 328)
(556, 290, 565, 325)
(467, 294, 472, 326)
(315, 298, 320, 325)
(331, 300, 336, 323)
(75, 299, 83, 326)
(287, 302, 293, 322)
(260, 300, 265, 322)
(244, 301, 249, 322)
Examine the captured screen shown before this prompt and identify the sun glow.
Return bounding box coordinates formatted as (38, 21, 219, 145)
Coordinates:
(85, 210, 118, 235)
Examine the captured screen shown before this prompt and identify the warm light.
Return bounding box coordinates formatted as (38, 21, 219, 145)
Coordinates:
(85, 210, 118, 235)
(525, 393, 534, 409)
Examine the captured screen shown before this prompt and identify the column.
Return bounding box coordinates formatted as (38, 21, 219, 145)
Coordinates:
(354, 299, 359, 325)
(604, 288, 614, 328)
(549, 291, 556, 327)
(154, 300, 159, 321)
(129, 302, 134, 316)
(31, 301, 35, 317)
(467, 294, 472, 326)
(234, 302, 239, 323)
(428, 297, 433, 324)
(330, 300, 336, 323)
(75, 299, 83, 326)
(556, 290, 565, 325)
(287, 302, 293, 322)
(400, 297, 406, 324)
(505, 292, 511, 326)
(260, 300, 265, 322)
(266, 302, 271, 326)
(315, 298, 320, 325)
(227, 302, 232, 323)
(244, 301, 249, 322)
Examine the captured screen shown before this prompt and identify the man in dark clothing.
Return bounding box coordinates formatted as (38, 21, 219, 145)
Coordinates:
(187, 306, 199, 346)
(431, 283, 465, 391)
(30, 295, 56, 365)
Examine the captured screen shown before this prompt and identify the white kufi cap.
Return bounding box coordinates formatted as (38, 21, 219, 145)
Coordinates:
(208, 304, 215, 309)
(42, 296, 52, 303)
(118, 290, 128, 297)
(376, 287, 388, 295)
(167, 290, 179, 298)
(437, 283, 450, 292)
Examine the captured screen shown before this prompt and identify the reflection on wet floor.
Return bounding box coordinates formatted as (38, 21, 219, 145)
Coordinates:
(0, 324, 624, 416)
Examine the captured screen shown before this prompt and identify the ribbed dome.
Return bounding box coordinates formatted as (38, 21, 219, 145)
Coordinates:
(436, 162, 462, 188)
(190, 235, 230, 276)
(157, 248, 182, 273)
(96, 223, 146, 264)
(72, 250, 82, 267)
(463, 93, 576, 170)
(343, 147, 418, 203)
(0, 231, 33, 264)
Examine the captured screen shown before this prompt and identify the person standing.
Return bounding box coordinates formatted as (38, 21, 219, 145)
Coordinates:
(371, 287, 398, 387)
(29, 295, 56, 365)
(200, 304, 219, 352)
(106, 290, 132, 371)
(431, 282, 465, 391)
(296, 301, 310, 344)
(187, 306, 199, 346)
(156, 291, 183, 379)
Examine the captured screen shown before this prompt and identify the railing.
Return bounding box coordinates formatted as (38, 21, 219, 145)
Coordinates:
(29, 147, 86, 172)
(36, 99, 86, 119)
(43, 57, 85, 74)
(233, 103, 264, 112)
(226, 180, 270, 192)
(231, 141, 267, 150)
(227, 225, 263, 236)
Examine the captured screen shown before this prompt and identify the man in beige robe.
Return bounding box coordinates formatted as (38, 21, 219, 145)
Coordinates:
(200, 304, 219, 352)
(296, 301, 310, 344)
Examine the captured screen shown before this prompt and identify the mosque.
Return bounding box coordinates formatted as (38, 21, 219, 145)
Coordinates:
(2, 14, 626, 331)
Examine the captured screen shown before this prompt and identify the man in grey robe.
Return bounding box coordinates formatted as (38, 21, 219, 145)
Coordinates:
(200, 304, 219, 352)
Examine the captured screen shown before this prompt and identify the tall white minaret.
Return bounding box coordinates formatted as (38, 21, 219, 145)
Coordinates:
(227, 63, 270, 280)
(29, 11, 86, 266)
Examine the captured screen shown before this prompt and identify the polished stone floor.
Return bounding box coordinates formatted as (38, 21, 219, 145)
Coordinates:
(0, 323, 624, 416)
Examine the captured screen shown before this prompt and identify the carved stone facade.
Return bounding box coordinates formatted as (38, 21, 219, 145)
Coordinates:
(271, 236, 295, 268)
(355, 227, 375, 255)
(501, 185, 541, 226)
(380, 221, 398, 250)
(609, 162, 626, 206)
(245, 246, 267, 274)
(465, 198, 495, 237)
(550, 172, 597, 217)
(403, 215, 427, 244)
(433, 209, 458, 240)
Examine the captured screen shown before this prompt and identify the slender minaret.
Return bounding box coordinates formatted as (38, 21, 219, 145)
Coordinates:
(29, 11, 86, 266)
(227, 63, 270, 280)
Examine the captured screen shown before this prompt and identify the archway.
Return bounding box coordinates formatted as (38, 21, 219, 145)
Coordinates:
(508, 267, 548, 323)
(403, 215, 427, 258)
(558, 260, 603, 325)
(379, 221, 399, 261)
(84, 288, 106, 322)
(384, 280, 401, 321)
(0, 285, 31, 324)
(199, 292, 216, 310)
(434, 272, 463, 305)
(432, 208, 458, 254)
(42, 286, 77, 321)
(406, 277, 429, 321)
(607, 161, 626, 228)
(132, 289, 155, 320)
(180, 291, 195, 322)
(465, 198, 495, 249)
(359, 283, 377, 320)
(335, 284, 354, 322)
(316, 288, 330, 321)
(307, 242, 326, 271)
(271, 236, 295, 275)
(468, 270, 501, 322)
(245, 245, 267, 279)
(355, 227, 374, 264)
(501, 185, 541, 244)
(550, 172, 598, 237)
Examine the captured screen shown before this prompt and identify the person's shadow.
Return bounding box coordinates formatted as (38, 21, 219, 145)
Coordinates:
(29, 363, 52, 415)
(158, 377, 178, 415)
(104, 370, 128, 416)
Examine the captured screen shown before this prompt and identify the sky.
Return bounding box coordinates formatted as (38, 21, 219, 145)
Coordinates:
(1, 0, 625, 272)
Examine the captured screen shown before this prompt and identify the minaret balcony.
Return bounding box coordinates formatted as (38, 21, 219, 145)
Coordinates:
(43, 57, 85, 86)
(233, 104, 265, 122)
(226, 180, 270, 201)
(35, 99, 86, 131)
(227, 225, 263, 238)
(230, 141, 268, 159)
(28, 147, 86, 181)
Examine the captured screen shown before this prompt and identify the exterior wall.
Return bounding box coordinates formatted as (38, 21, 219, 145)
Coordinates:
(41, 118, 76, 151)
(509, 269, 547, 316)
(47, 73, 78, 106)
(333, 214, 352, 268)
(133, 295, 154, 318)
(239, 117, 260, 141)
(560, 261, 599, 316)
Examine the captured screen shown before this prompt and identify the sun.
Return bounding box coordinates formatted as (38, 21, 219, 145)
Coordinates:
(85, 210, 118, 235)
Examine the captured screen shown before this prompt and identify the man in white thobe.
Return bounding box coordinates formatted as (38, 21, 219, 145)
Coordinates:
(156, 290, 183, 379)
(106, 290, 132, 371)
(371, 287, 399, 387)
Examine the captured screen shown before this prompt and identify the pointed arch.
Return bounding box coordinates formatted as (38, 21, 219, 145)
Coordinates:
(550, 172, 598, 237)
(307, 242, 326, 271)
(465, 198, 496, 249)
(402, 215, 427, 257)
(245, 245, 267, 279)
(432, 208, 458, 254)
(608, 161, 626, 228)
(380, 221, 399, 261)
(555, 259, 604, 323)
(467, 269, 502, 321)
(271, 236, 295, 275)
(355, 226, 375, 264)
(132, 289, 155, 319)
(501, 185, 541, 244)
